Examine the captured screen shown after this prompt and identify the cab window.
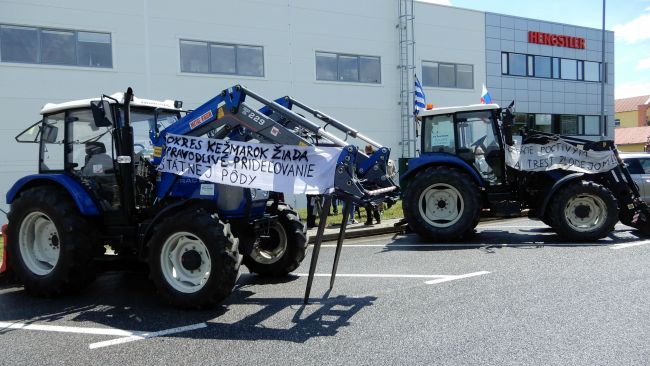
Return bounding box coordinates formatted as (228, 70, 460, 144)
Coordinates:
(423, 114, 455, 153)
(40, 113, 65, 172)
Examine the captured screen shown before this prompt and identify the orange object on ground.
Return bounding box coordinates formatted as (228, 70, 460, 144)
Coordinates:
(1, 224, 7, 273)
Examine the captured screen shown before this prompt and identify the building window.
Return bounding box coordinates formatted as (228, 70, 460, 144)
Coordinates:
(513, 113, 535, 131)
(315, 52, 381, 83)
(584, 61, 600, 82)
(534, 56, 551, 78)
(41, 30, 75, 65)
(501, 52, 600, 82)
(552, 57, 560, 78)
(422, 61, 473, 89)
(583, 115, 601, 135)
(559, 115, 578, 134)
(560, 59, 577, 80)
(508, 53, 526, 76)
(0, 24, 112, 68)
(614, 119, 621, 127)
(180, 40, 264, 77)
(534, 114, 552, 133)
(577, 60, 584, 80)
(522, 113, 600, 135)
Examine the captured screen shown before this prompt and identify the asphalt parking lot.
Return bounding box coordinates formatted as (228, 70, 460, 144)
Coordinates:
(2, 217, 650, 365)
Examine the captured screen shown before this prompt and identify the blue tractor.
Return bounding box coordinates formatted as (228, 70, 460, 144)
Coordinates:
(3, 86, 399, 308)
(400, 102, 650, 241)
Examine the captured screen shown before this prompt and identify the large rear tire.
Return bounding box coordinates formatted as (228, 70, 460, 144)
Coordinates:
(243, 204, 307, 276)
(148, 208, 241, 309)
(549, 181, 618, 241)
(7, 187, 96, 295)
(402, 167, 481, 241)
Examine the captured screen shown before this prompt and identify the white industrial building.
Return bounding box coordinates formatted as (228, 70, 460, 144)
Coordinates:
(0, 0, 614, 215)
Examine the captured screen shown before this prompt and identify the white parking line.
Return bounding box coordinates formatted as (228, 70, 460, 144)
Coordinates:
(610, 240, 650, 250)
(293, 271, 490, 285)
(0, 321, 134, 336)
(88, 323, 207, 349)
(423, 271, 490, 284)
(0, 321, 207, 349)
(317, 244, 471, 248)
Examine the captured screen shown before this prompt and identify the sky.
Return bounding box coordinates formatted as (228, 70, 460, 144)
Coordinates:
(419, 0, 650, 99)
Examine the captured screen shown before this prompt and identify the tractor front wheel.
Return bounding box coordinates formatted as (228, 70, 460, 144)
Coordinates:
(403, 166, 481, 241)
(243, 204, 307, 276)
(7, 187, 96, 295)
(148, 208, 241, 309)
(549, 181, 618, 241)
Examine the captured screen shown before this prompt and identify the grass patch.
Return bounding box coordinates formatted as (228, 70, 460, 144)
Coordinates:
(297, 200, 403, 226)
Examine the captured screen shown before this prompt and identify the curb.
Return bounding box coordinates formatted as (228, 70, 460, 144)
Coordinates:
(307, 224, 405, 244)
(306, 212, 529, 244)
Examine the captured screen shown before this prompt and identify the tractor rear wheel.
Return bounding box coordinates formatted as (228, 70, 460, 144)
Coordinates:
(403, 166, 481, 241)
(148, 208, 241, 309)
(243, 204, 307, 276)
(7, 187, 96, 295)
(549, 181, 618, 241)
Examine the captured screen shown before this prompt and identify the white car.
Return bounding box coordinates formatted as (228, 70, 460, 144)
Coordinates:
(620, 153, 650, 204)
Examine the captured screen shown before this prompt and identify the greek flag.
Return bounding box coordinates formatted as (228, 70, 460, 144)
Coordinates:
(414, 75, 426, 116)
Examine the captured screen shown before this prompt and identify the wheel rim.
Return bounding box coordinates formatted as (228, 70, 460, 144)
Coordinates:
(564, 193, 607, 232)
(160, 232, 211, 294)
(18, 211, 60, 276)
(418, 183, 464, 228)
(250, 222, 287, 265)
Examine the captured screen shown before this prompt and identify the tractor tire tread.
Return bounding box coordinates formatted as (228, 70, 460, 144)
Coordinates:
(148, 208, 241, 309)
(549, 180, 618, 241)
(7, 187, 96, 296)
(402, 166, 481, 241)
(243, 203, 307, 276)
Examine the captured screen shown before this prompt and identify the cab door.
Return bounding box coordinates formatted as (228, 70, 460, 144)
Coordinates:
(66, 108, 119, 210)
(454, 110, 504, 185)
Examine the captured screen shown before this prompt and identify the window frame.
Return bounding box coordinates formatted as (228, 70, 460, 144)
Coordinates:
(421, 60, 474, 89)
(179, 39, 265, 77)
(0, 23, 112, 68)
(315, 51, 381, 84)
(501, 51, 601, 82)
(521, 113, 601, 136)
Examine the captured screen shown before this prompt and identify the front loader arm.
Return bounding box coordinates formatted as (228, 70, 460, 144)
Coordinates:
(154, 85, 399, 205)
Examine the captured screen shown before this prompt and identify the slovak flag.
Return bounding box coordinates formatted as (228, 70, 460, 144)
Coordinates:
(414, 75, 426, 115)
(480, 83, 492, 104)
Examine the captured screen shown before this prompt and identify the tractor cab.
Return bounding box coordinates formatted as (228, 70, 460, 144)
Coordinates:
(418, 103, 505, 186)
(16, 93, 183, 213)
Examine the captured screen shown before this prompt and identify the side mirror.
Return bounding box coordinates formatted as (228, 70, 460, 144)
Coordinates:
(41, 124, 59, 144)
(91, 100, 114, 128)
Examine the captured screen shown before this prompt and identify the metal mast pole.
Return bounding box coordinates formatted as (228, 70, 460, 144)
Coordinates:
(600, 0, 606, 138)
(398, 0, 416, 157)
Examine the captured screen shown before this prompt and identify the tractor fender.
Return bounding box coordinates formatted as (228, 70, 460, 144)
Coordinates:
(538, 172, 585, 217)
(400, 154, 485, 187)
(6, 174, 100, 216)
(138, 199, 222, 258)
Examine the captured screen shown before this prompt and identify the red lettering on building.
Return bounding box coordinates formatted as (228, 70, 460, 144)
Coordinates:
(527, 31, 585, 49)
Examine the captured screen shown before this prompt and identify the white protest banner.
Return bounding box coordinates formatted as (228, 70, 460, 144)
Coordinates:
(505, 137, 617, 174)
(158, 133, 342, 194)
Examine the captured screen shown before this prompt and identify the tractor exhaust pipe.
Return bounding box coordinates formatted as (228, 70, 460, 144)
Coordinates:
(118, 87, 137, 222)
